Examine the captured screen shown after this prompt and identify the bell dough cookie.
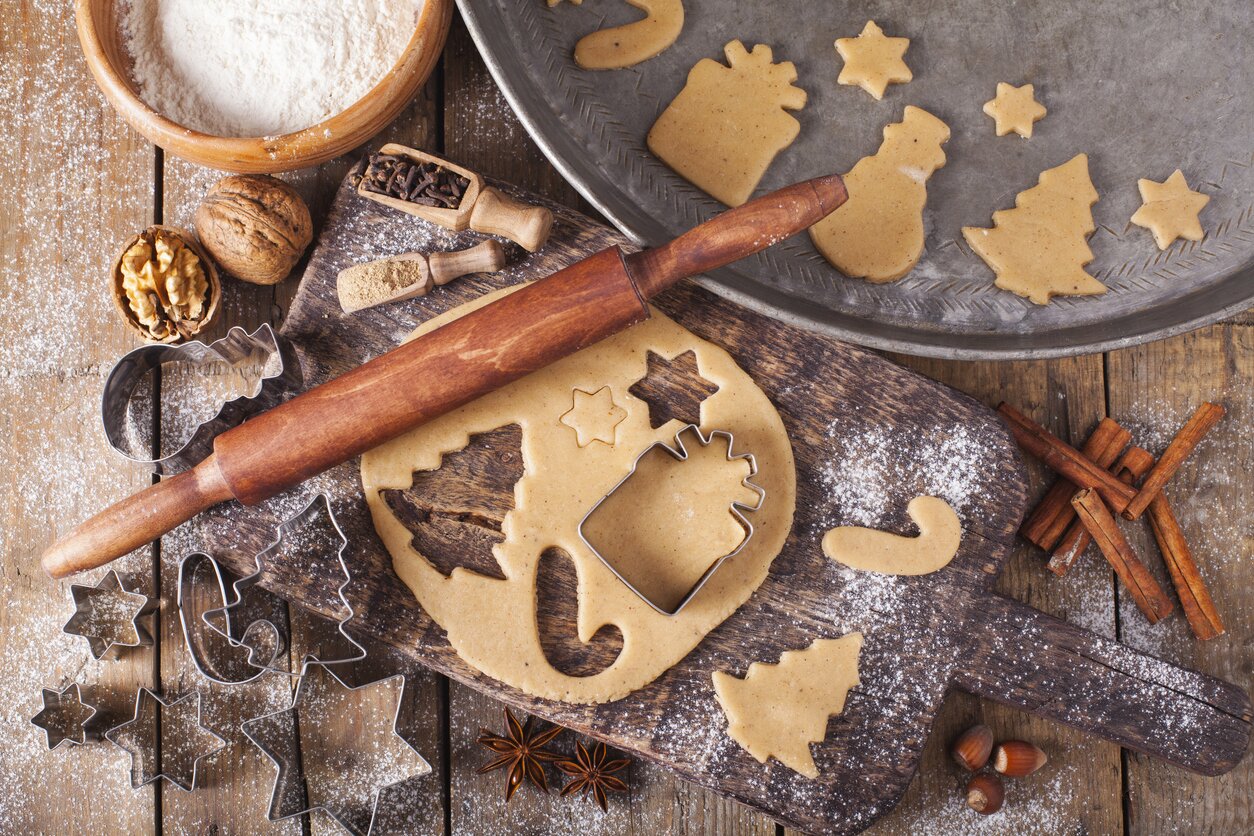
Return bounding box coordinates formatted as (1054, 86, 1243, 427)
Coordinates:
(835, 21, 912, 100)
(363, 288, 796, 704)
(1130, 169, 1209, 250)
(823, 496, 961, 576)
(573, 0, 684, 70)
(983, 82, 1047, 138)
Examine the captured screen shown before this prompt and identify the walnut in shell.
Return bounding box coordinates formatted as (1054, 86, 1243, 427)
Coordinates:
(194, 175, 313, 286)
(110, 226, 220, 343)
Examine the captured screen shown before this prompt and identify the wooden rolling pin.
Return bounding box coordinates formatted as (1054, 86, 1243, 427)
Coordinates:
(42, 174, 847, 578)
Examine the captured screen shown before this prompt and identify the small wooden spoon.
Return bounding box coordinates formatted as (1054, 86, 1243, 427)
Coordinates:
(336, 239, 506, 314)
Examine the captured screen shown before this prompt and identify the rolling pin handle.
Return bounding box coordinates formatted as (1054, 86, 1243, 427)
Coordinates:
(468, 186, 554, 252)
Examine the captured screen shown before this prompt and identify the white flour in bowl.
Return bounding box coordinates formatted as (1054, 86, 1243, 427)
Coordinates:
(121, 0, 425, 137)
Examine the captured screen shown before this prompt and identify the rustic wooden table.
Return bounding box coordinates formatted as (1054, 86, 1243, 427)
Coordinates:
(1, 4, 1250, 834)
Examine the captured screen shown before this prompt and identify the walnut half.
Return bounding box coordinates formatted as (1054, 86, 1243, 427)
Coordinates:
(111, 226, 220, 343)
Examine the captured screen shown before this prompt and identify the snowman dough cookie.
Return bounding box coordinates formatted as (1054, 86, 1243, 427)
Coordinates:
(809, 106, 950, 283)
(1130, 169, 1209, 250)
(835, 21, 912, 100)
(648, 40, 807, 206)
(573, 0, 684, 70)
(983, 82, 1047, 138)
(363, 288, 796, 704)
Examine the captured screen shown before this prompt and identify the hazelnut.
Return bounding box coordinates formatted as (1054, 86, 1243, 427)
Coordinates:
(993, 740, 1048, 777)
(965, 773, 1005, 815)
(194, 174, 312, 286)
(110, 226, 220, 343)
(950, 724, 993, 771)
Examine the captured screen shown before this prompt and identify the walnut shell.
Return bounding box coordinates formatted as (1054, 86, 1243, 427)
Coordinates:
(194, 175, 313, 286)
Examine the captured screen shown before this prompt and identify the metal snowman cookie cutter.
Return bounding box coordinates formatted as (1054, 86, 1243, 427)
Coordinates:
(577, 424, 766, 616)
(101, 322, 301, 475)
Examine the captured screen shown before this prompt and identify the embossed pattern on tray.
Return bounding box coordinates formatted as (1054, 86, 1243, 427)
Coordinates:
(459, 0, 1254, 357)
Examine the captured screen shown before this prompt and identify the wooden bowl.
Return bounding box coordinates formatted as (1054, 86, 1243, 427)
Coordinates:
(74, 0, 452, 173)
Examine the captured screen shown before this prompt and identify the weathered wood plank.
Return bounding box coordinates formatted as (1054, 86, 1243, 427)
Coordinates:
(1109, 323, 1254, 835)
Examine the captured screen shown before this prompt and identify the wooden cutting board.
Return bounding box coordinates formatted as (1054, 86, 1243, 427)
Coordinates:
(192, 173, 1251, 834)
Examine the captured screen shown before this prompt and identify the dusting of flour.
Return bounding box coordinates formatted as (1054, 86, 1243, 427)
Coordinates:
(121, 0, 425, 137)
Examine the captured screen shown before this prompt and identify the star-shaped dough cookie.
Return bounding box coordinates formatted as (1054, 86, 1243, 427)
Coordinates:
(983, 82, 1047, 138)
(835, 21, 912, 100)
(560, 386, 627, 447)
(1130, 169, 1210, 250)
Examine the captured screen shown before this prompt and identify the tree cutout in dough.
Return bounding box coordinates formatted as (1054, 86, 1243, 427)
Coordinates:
(560, 387, 627, 447)
(382, 425, 525, 581)
(962, 153, 1106, 305)
(835, 21, 912, 100)
(628, 350, 719, 429)
(573, 0, 684, 70)
(809, 106, 950, 283)
(1130, 169, 1209, 250)
(713, 633, 863, 778)
(823, 495, 961, 576)
(580, 427, 763, 613)
(648, 41, 807, 206)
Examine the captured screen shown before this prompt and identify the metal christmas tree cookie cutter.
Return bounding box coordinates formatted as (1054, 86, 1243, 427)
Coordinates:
(577, 424, 766, 617)
(101, 323, 301, 475)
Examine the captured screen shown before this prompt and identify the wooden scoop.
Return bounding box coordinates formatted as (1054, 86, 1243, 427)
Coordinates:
(40, 173, 847, 579)
(336, 240, 507, 313)
(358, 144, 554, 252)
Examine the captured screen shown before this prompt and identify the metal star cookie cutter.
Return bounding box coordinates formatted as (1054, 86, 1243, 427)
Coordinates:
(105, 688, 227, 791)
(243, 659, 433, 835)
(178, 551, 286, 685)
(201, 493, 366, 676)
(30, 683, 99, 749)
(101, 322, 301, 475)
(63, 569, 158, 659)
(577, 424, 766, 617)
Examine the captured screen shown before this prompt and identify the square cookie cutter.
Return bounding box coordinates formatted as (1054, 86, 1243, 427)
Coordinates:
(577, 424, 765, 616)
(101, 323, 301, 475)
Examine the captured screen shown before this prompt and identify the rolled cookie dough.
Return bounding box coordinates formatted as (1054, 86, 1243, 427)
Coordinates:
(809, 106, 950, 283)
(835, 21, 912, 100)
(363, 288, 796, 704)
(983, 82, 1047, 138)
(822, 495, 961, 576)
(573, 0, 684, 70)
(1130, 169, 1209, 250)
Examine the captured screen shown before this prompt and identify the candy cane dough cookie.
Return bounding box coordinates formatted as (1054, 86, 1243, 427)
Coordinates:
(574, 0, 684, 70)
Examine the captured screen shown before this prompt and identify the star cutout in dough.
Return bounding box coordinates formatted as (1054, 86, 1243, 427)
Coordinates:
(1130, 169, 1210, 250)
(983, 82, 1047, 138)
(835, 20, 912, 100)
(31, 683, 97, 749)
(560, 386, 627, 447)
(628, 350, 720, 429)
(106, 689, 227, 791)
(63, 570, 157, 659)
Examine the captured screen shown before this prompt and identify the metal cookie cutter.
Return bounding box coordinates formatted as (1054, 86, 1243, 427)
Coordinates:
(178, 551, 286, 685)
(101, 323, 301, 475)
(105, 689, 227, 791)
(31, 683, 99, 749)
(577, 424, 766, 616)
(243, 659, 432, 835)
(202, 494, 366, 676)
(63, 569, 158, 659)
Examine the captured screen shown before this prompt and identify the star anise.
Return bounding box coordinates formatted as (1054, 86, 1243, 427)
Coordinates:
(555, 740, 631, 812)
(476, 707, 564, 802)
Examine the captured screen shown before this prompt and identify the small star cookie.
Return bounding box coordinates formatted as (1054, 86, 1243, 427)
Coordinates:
(835, 21, 912, 100)
(1130, 170, 1209, 250)
(560, 387, 627, 447)
(983, 82, 1046, 138)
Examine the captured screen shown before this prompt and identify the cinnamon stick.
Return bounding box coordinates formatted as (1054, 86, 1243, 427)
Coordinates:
(1048, 446, 1154, 576)
(1123, 402, 1225, 520)
(1071, 489, 1174, 624)
(998, 404, 1138, 512)
(1022, 418, 1131, 552)
(1146, 490, 1226, 640)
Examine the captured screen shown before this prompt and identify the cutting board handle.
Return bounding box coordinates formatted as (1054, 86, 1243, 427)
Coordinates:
(957, 593, 1251, 776)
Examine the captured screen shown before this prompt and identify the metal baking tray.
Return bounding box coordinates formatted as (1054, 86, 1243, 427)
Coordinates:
(458, 0, 1253, 358)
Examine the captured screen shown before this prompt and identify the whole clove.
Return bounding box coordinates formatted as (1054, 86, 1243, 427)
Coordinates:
(357, 151, 469, 209)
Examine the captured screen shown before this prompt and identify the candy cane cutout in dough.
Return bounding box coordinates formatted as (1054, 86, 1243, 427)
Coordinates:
(822, 496, 961, 576)
(573, 0, 685, 70)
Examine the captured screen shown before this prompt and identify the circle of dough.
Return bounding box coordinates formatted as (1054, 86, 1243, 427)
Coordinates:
(362, 288, 796, 704)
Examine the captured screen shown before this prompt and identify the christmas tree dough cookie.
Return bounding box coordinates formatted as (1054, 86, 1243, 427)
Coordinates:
(1130, 169, 1209, 250)
(648, 41, 807, 206)
(983, 82, 1047, 138)
(835, 21, 912, 100)
(573, 0, 684, 70)
(713, 634, 863, 778)
(823, 496, 961, 576)
(962, 153, 1106, 304)
(809, 106, 950, 283)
